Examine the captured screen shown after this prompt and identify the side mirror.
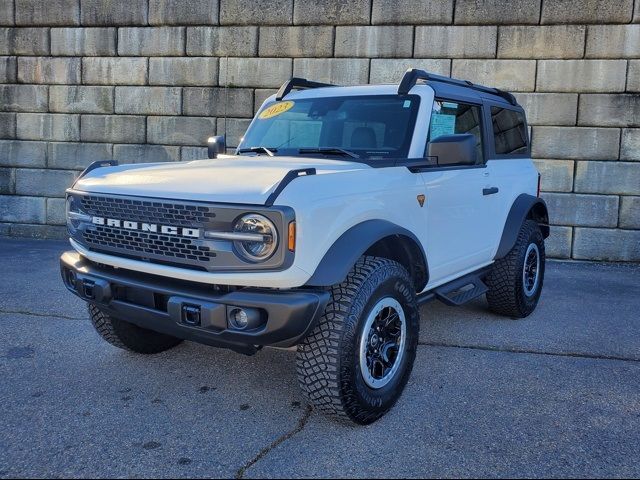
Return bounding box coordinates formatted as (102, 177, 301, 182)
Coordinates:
(207, 135, 226, 159)
(427, 134, 477, 166)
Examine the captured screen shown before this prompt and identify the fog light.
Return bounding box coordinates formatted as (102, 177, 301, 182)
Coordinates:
(229, 308, 249, 330)
(227, 306, 263, 331)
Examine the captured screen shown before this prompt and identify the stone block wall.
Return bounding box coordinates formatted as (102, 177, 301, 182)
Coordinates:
(0, 0, 639, 261)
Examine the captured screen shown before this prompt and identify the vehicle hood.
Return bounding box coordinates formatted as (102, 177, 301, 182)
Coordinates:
(73, 155, 369, 204)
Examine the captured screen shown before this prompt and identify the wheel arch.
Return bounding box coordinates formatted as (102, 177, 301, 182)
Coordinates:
(495, 194, 550, 260)
(305, 220, 429, 291)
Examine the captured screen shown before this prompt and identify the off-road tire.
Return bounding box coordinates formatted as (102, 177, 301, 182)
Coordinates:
(88, 304, 183, 354)
(486, 220, 545, 318)
(296, 256, 420, 425)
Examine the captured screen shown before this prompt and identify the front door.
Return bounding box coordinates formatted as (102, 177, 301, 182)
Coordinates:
(420, 99, 498, 287)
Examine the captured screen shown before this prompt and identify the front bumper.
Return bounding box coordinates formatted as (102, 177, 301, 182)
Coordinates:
(60, 251, 330, 355)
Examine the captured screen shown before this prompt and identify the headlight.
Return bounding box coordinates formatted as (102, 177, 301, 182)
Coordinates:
(232, 214, 278, 262)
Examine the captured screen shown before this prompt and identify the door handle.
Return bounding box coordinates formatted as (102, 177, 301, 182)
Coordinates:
(483, 187, 499, 196)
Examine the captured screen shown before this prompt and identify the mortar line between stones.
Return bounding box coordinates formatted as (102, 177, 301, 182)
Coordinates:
(255, 25, 260, 62)
(617, 112, 624, 160)
(411, 25, 415, 59)
(616, 108, 629, 161)
(538, 0, 543, 25)
(182, 25, 187, 56)
(616, 120, 625, 228)
(235, 404, 313, 479)
(418, 341, 640, 363)
(331, 26, 336, 58)
(616, 193, 623, 228)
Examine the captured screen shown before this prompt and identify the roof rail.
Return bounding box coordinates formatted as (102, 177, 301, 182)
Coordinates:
(397, 68, 518, 106)
(275, 77, 336, 101)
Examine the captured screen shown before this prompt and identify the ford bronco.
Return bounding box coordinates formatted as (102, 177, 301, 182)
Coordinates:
(61, 69, 549, 424)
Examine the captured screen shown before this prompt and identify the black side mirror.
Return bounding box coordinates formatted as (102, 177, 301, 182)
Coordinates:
(427, 134, 477, 166)
(207, 135, 226, 159)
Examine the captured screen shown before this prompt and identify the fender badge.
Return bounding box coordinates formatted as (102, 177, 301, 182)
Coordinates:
(417, 194, 425, 207)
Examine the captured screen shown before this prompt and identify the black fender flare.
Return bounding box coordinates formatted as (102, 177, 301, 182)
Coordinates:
(495, 194, 550, 259)
(305, 220, 428, 287)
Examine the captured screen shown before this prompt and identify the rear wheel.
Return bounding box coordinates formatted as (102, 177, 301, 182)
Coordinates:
(296, 256, 420, 425)
(486, 220, 545, 318)
(88, 304, 183, 354)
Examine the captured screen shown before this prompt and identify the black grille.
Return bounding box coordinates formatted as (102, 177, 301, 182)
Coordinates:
(83, 226, 213, 263)
(78, 194, 218, 269)
(80, 195, 216, 225)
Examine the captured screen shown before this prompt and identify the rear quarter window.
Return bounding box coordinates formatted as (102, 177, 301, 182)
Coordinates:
(490, 107, 529, 156)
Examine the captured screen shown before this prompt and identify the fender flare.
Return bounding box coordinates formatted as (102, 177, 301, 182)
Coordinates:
(305, 220, 428, 287)
(495, 194, 550, 259)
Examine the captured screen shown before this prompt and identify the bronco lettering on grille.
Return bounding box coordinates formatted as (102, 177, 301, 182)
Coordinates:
(91, 216, 201, 238)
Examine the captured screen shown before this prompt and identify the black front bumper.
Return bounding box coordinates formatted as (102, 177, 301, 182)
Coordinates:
(60, 251, 330, 355)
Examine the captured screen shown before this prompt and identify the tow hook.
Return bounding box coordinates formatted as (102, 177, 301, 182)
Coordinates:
(72, 274, 111, 303)
(181, 304, 202, 327)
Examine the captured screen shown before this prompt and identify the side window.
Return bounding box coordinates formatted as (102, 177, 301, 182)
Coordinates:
(490, 107, 528, 155)
(427, 100, 484, 164)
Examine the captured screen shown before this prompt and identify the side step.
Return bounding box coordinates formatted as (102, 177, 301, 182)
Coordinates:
(417, 267, 490, 306)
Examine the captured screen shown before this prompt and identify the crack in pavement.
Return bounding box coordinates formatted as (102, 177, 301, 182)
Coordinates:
(235, 404, 313, 479)
(419, 341, 640, 363)
(0, 309, 86, 321)
(6, 308, 638, 362)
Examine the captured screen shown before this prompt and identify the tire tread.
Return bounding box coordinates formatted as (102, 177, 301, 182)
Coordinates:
(296, 256, 417, 424)
(486, 220, 545, 318)
(88, 304, 182, 354)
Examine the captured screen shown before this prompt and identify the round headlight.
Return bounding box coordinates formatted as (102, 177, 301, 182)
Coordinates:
(233, 214, 278, 262)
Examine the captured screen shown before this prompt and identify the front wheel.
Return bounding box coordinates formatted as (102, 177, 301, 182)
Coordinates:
(296, 256, 420, 425)
(89, 305, 183, 354)
(486, 219, 545, 318)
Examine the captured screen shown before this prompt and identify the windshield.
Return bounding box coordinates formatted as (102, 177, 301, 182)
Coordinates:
(238, 94, 420, 160)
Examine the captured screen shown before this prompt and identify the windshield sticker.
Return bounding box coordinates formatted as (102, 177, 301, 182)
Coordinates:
(258, 101, 295, 120)
(403, 100, 411, 108)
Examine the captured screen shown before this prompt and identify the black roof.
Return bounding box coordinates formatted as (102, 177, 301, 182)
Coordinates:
(274, 68, 522, 110)
(398, 69, 519, 107)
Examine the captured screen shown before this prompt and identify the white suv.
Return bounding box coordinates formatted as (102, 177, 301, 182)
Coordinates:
(61, 69, 549, 424)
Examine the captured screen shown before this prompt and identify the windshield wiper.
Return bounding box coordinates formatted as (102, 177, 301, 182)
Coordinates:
(237, 147, 277, 157)
(297, 148, 360, 159)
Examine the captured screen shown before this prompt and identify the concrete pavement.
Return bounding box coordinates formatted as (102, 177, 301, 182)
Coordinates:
(0, 238, 639, 478)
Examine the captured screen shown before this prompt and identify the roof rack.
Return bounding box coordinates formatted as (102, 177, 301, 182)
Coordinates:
(275, 77, 336, 101)
(397, 68, 518, 106)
